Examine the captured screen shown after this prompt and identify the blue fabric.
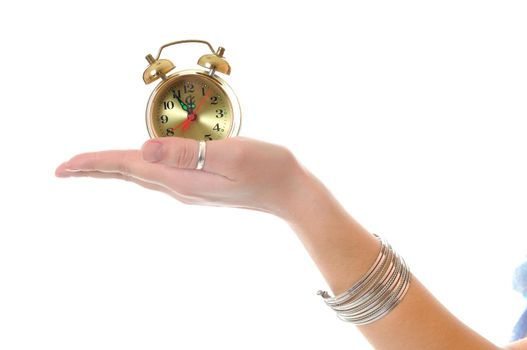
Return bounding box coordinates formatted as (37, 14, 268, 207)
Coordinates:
(512, 259, 527, 341)
(512, 306, 527, 341)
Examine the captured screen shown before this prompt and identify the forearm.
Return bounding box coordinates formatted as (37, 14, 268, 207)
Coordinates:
(282, 169, 501, 350)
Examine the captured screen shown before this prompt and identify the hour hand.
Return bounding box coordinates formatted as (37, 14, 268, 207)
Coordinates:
(174, 95, 189, 112)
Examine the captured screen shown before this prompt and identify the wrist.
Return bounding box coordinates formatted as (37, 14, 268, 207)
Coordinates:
(276, 164, 380, 295)
(274, 163, 350, 228)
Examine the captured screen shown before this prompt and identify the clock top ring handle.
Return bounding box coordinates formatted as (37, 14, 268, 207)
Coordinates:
(143, 39, 231, 85)
(155, 39, 216, 59)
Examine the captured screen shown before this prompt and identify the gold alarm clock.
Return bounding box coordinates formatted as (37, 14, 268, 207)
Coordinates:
(143, 40, 241, 141)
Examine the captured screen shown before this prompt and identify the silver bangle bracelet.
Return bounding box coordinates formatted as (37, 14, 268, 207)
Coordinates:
(317, 234, 411, 325)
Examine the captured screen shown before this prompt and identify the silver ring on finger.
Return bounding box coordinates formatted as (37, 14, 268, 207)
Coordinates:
(196, 140, 207, 170)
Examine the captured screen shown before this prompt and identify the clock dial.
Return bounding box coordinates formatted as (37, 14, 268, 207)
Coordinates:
(147, 72, 234, 141)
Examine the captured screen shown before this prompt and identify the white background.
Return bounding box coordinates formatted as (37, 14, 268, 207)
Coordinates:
(0, 1, 526, 349)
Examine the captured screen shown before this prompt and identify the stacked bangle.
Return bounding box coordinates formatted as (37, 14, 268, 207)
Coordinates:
(317, 234, 411, 325)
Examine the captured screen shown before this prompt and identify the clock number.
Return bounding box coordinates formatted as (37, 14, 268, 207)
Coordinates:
(163, 101, 175, 110)
(166, 128, 174, 136)
(210, 96, 218, 105)
(172, 89, 181, 99)
(204, 134, 213, 141)
(160, 115, 168, 124)
(215, 109, 224, 118)
(184, 82, 194, 94)
(201, 86, 208, 96)
(212, 123, 221, 132)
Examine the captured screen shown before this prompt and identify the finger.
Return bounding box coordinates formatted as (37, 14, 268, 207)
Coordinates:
(56, 170, 195, 204)
(60, 169, 164, 190)
(141, 137, 243, 177)
(58, 150, 158, 180)
(141, 138, 200, 169)
(56, 149, 233, 197)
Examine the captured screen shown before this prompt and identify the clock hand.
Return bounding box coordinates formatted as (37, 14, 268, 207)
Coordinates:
(182, 119, 192, 132)
(170, 117, 192, 133)
(181, 112, 197, 133)
(174, 95, 189, 112)
(169, 90, 205, 134)
(193, 89, 212, 114)
(181, 89, 212, 134)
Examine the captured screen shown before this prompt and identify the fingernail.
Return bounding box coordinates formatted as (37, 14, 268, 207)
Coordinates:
(55, 162, 74, 177)
(56, 168, 80, 178)
(142, 141, 164, 162)
(56, 169, 69, 178)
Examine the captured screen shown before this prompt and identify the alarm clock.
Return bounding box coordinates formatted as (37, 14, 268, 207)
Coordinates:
(143, 40, 241, 141)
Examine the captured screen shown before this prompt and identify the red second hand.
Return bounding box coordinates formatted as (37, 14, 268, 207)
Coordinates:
(170, 117, 191, 133)
(194, 88, 212, 114)
(182, 88, 212, 133)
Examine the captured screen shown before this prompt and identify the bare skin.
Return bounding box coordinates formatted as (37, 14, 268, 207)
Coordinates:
(56, 136, 517, 350)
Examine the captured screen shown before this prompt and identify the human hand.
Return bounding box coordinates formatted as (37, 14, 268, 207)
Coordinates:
(55, 137, 310, 220)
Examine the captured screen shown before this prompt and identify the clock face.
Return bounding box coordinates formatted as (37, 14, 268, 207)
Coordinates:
(146, 71, 239, 141)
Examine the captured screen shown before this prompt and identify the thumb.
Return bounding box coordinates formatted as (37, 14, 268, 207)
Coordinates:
(141, 137, 225, 174)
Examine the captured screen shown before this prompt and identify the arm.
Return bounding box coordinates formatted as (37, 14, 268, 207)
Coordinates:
(56, 136, 509, 350)
(283, 169, 502, 350)
(507, 339, 527, 350)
